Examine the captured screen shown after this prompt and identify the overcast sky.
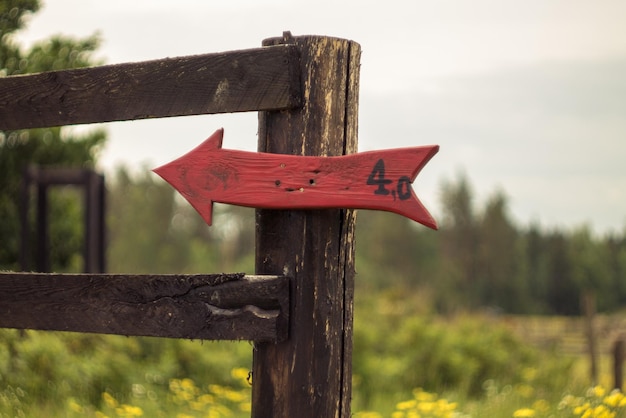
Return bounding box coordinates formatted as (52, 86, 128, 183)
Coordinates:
(16, 0, 626, 234)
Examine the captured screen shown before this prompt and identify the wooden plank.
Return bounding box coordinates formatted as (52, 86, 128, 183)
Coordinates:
(0, 272, 289, 342)
(252, 34, 360, 418)
(0, 45, 301, 130)
(24, 166, 96, 185)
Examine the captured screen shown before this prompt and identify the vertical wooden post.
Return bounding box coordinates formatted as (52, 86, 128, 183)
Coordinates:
(84, 170, 106, 273)
(252, 33, 360, 418)
(19, 169, 31, 271)
(582, 290, 598, 384)
(614, 337, 624, 390)
(36, 182, 50, 272)
(97, 172, 106, 272)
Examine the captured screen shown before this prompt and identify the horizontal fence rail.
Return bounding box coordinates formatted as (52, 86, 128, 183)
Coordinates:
(0, 272, 289, 342)
(22, 165, 104, 185)
(0, 44, 301, 130)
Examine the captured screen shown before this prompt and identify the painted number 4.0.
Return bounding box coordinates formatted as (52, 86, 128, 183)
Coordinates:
(366, 159, 412, 200)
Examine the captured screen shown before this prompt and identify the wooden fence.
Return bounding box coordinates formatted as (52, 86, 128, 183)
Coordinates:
(0, 32, 360, 417)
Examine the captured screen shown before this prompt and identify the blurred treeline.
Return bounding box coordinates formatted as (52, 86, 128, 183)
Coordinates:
(7, 137, 626, 318)
(359, 174, 626, 316)
(102, 169, 626, 316)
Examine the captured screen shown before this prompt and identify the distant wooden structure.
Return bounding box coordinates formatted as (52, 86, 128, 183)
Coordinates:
(614, 337, 624, 390)
(20, 166, 105, 273)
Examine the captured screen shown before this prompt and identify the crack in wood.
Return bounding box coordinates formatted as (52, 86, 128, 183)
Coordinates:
(204, 304, 280, 320)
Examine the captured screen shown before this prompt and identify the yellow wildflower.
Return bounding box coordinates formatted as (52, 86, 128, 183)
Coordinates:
(412, 388, 435, 402)
(574, 402, 590, 414)
(197, 393, 215, 405)
(396, 400, 417, 410)
(590, 385, 607, 399)
(592, 404, 613, 418)
(222, 387, 247, 403)
(417, 401, 435, 414)
(68, 398, 83, 413)
(231, 367, 251, 383)
(603, 390, 625, 408)
(103, 392, 119, 409)
(115, 404, 143, 417)
(437, 399, 457, 412)
(209, 384, 226, 396)
(513, 408, 535, 417)
(354, 412, 383, 418)
(180, 378, 196, 391)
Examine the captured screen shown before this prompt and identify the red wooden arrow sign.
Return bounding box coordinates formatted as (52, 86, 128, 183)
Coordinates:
(153, 129, 439, 229)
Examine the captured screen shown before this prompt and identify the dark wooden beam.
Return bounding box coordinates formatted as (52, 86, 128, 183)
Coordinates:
(24, 166, 96, 185)
(83, 170, 106, 273)
(0, 44, 301, 130)
(0, 272, 289, 342)
(252, 34, 360, 418)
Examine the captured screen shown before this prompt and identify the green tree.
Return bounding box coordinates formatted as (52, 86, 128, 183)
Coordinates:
(605, 230, 626, 307)
(438, 172, 480, 310)
(543, 231, 577, 314)
(355, 211, 437, 290)
(474, 190, 522, 311)
(0, 0, 106, 271)
(519, 222, 551, 313)
(569, 226, 613, 311)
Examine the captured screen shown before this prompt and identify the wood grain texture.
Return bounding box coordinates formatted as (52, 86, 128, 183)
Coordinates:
(0, 45, 301, 130)
(0, 272, 289, 342)
(252, 34, 360, 418)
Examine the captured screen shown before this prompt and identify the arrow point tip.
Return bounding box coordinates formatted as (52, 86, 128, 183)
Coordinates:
(416, 213, 438, 230)
(198, 201, 215, 226)
(424, 210, 439, 230)
(151, 163, 173, 185)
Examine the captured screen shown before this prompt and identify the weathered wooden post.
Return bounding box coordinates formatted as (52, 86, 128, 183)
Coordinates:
(252, 33, 361, 418)
(582, 290, 598, 384)
(614, 336, 625, 390)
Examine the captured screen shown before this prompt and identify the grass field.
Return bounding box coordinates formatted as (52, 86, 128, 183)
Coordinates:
(3, 310, 626, 417)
